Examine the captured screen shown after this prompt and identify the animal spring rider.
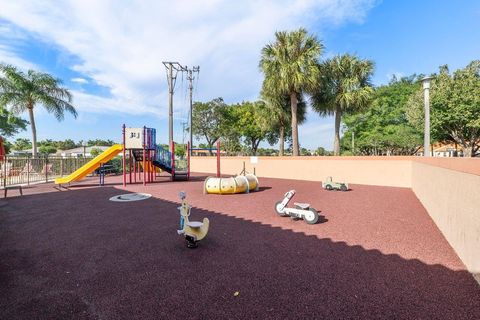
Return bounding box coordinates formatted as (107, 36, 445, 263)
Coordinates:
(275, 190, 319, 224)
(177, 191, 209, 248)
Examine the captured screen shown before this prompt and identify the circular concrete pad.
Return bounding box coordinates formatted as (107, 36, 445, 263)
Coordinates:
(109, 193, 152, 202)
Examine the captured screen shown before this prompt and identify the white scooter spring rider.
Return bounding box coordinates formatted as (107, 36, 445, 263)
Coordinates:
(275, 190, 319, 224)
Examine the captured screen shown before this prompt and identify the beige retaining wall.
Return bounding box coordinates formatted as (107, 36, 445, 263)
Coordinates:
(191, 156, 412, 187)
(191, 156, 480, 280)
(411, 160, 480, 281)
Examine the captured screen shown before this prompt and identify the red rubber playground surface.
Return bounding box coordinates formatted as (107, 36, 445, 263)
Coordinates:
(1, 174, 479, 319)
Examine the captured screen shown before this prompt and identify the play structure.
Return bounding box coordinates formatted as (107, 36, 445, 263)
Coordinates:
(54, 125, 191, 186)
(122, 125, 190, 186)
(275, 190, 319, 224)
(109, 193, 152, 202)
(203, 154, 259, 194)
(177, 191, 209, 248)
(322, 177, 349, 191)
(55, 144, 123, 185)
(204, 173, 259, 195)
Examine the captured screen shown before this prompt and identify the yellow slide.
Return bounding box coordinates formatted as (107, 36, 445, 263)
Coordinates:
(55, 144, 123, 184)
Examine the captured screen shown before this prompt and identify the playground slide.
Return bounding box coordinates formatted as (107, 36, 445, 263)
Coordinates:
(55, 144, 123, 184)
(204, 174, 259, 195)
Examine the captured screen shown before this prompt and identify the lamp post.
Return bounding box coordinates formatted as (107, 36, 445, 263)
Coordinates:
(422, 76, 433, 157)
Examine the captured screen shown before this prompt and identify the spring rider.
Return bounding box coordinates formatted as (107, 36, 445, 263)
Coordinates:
(177, 191, 209, 248)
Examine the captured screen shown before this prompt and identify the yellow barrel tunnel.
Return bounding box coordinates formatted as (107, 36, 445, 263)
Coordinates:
(204, 174, 259, 195)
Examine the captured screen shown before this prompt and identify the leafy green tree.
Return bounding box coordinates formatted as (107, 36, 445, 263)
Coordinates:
(86, 139, 115, 147)
(12, 138, 31, 150)
(217, 105, 242, 155)
(342, 75, 422, 155)
(38, 139, 55, 147)
(192, 98, 226, 154)
(174, 144, 186, 157)
(90, 148, 102, 157)
(406, 61, 480, 157)
(55, 139, 78, 150)
(0, 106, 27, 137)
(38, 145, 57, 155)
(311, 54, 374, 155)
(0, 64, 77, 157)
(3, 139, 12, 154)
(315, 147, 331, 156)
(257, 148, 278, 156)
(260, 28, 323, 156)
(233, 101, 273, 155)
(300, 147, 311, 156)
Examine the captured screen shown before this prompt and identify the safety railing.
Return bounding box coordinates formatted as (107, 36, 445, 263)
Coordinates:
(1, 156, 93, 188)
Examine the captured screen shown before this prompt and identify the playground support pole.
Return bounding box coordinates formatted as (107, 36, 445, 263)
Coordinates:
(143, 126, 146, 186)
(134, 158, 137, 183)
(171, 141, 175, 181)
(216, 141, 220, 178)
(149, 150, 153, 182)
(129, 149, 132, 184)
(187, 141, 190, 180)
(147, 150, 150, 183)
(122, 124, 126, 187)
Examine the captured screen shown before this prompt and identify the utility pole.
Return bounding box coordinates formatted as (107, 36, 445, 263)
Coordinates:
(187, 66, 200, 155)
(181, 121, 188, 144)
(162, 62, 187, 151)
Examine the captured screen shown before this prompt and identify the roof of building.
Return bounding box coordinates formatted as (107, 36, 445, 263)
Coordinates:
(56, 145, 111, 155)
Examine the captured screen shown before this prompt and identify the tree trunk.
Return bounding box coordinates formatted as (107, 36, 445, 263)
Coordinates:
(28, 106, 38, 158)
(279, 125, 285, 156)
(206, 138, 214, 156)
(252, 139, 261, 156)
(333, 105, 342, 156)
(463, 146, 471, 157)
(290, 92, 299, 156)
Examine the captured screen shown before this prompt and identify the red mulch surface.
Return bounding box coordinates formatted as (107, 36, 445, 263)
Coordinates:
(1, 173, 479, 319)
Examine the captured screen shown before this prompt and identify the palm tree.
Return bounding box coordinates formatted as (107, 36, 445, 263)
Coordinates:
(0, 64, 77, 157)
(260, 28, 323, 156)
(311, 54, 374, 156)
(261, 91, 307, 156)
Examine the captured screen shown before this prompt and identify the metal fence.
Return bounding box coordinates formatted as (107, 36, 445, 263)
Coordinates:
(1, 156, 94, 188)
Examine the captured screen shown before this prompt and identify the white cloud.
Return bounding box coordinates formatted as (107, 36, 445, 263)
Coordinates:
(0, 0, 377, 118)
(71, 77, 88, 84)
(0, 46, 36, 70)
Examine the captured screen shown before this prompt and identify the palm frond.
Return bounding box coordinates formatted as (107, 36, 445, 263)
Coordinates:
(311, 54, 374, 115)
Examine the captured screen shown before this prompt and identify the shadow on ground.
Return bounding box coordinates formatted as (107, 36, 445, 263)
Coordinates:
(0, 186, 479, 320)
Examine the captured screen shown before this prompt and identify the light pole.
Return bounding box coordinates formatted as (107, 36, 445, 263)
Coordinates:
(352, 131, 355, 155)
(422, 76, 433, 157)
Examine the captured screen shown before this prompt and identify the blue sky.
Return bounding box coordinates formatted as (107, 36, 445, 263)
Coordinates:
(1, 0, 479, 150)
